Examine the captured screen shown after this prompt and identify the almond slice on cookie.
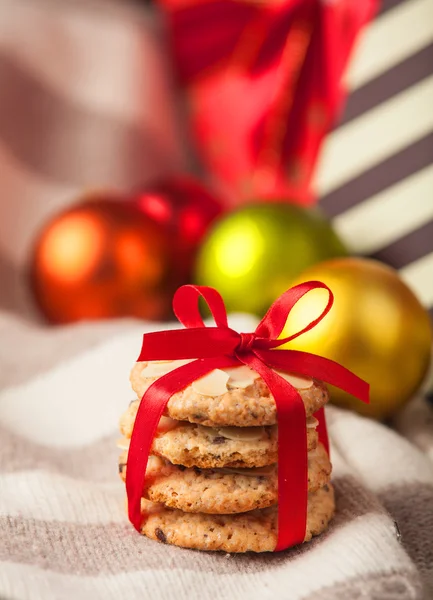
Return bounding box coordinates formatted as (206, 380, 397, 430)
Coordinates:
(274, 370, 313, 389)
(192, 369, 230, 396)
(224, 365, 260, 389)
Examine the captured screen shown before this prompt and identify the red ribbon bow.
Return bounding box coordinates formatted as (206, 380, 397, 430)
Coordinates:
(126, 281, 369, 551)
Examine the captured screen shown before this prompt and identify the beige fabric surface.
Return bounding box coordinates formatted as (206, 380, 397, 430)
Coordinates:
(0, 313, 433, 600)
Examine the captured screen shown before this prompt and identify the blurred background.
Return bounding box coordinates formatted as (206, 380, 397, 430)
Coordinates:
(0, 0, 432, 419)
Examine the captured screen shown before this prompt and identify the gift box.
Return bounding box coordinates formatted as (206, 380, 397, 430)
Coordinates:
(121, 281, 368, 552)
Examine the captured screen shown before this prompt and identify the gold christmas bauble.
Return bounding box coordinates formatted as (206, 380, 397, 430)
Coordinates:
(195, 202, 347, 315)
(281, 258, 432, 420)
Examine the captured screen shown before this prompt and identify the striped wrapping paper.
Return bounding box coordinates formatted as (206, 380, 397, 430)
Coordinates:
(1, 1, 433, 598)
(316, 0, 433, 317)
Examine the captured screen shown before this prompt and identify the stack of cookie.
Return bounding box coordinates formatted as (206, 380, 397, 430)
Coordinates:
(117, 361, 334, 553)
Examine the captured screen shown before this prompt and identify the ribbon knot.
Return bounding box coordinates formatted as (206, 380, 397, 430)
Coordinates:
(127, 281, 369, 552)
(237, 332, 257, 354)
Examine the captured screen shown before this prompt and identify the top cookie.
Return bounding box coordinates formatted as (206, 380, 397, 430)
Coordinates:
(130, 361, 329, 427)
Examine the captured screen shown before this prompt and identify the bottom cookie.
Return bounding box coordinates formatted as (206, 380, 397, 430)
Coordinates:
(140, 483, 334, 553)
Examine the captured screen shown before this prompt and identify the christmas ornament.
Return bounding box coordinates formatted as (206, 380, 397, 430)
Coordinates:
(133, 176, 223, 281)
(281, 258, 432, 420)
(30, 194, 175, 323)
(158, 0, 377, 205)
(194, 202, 347, 315)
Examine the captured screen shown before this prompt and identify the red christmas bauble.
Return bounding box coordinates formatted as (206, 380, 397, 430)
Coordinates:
(133, 176, 223, 280)
(30, 193, 177, 323)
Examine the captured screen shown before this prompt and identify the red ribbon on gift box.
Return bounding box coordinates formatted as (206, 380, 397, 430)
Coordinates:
(126, 281, 369, 551)
(158, 0, 378, 205)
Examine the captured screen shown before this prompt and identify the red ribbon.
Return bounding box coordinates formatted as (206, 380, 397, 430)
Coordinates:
(157, 0, 378, 205)
(126, 281, 369, 551)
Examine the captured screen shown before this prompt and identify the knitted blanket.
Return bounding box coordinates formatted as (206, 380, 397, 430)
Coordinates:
(1, 313, 432, 599)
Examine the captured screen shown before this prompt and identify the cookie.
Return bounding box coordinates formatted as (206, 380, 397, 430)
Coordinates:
(119, 410, 319, 468)
(140, 483, 335, 552)
(118, 443, 331, 513)
(130, 362, 329, 427)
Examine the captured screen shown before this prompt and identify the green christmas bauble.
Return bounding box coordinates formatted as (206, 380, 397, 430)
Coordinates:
(194, 202, 348, 315)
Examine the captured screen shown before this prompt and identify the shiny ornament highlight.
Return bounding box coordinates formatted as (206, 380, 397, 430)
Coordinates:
(194, 202, 347, 315)
(281, 257, 432, 419)
(30, 194, 175, 323)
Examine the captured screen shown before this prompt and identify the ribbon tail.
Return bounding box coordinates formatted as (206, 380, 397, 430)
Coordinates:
(126, 356, 239, 531)
(256, 349, 370, 403)
(240, 353, 307, 551)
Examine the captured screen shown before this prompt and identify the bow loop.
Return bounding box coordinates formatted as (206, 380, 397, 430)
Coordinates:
(173, 284, 229, 329)
(255, 280, 334, 346)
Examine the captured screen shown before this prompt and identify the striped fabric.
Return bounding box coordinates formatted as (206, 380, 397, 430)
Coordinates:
(316, 0, 433, 315)
(0, 313, 432, 599)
